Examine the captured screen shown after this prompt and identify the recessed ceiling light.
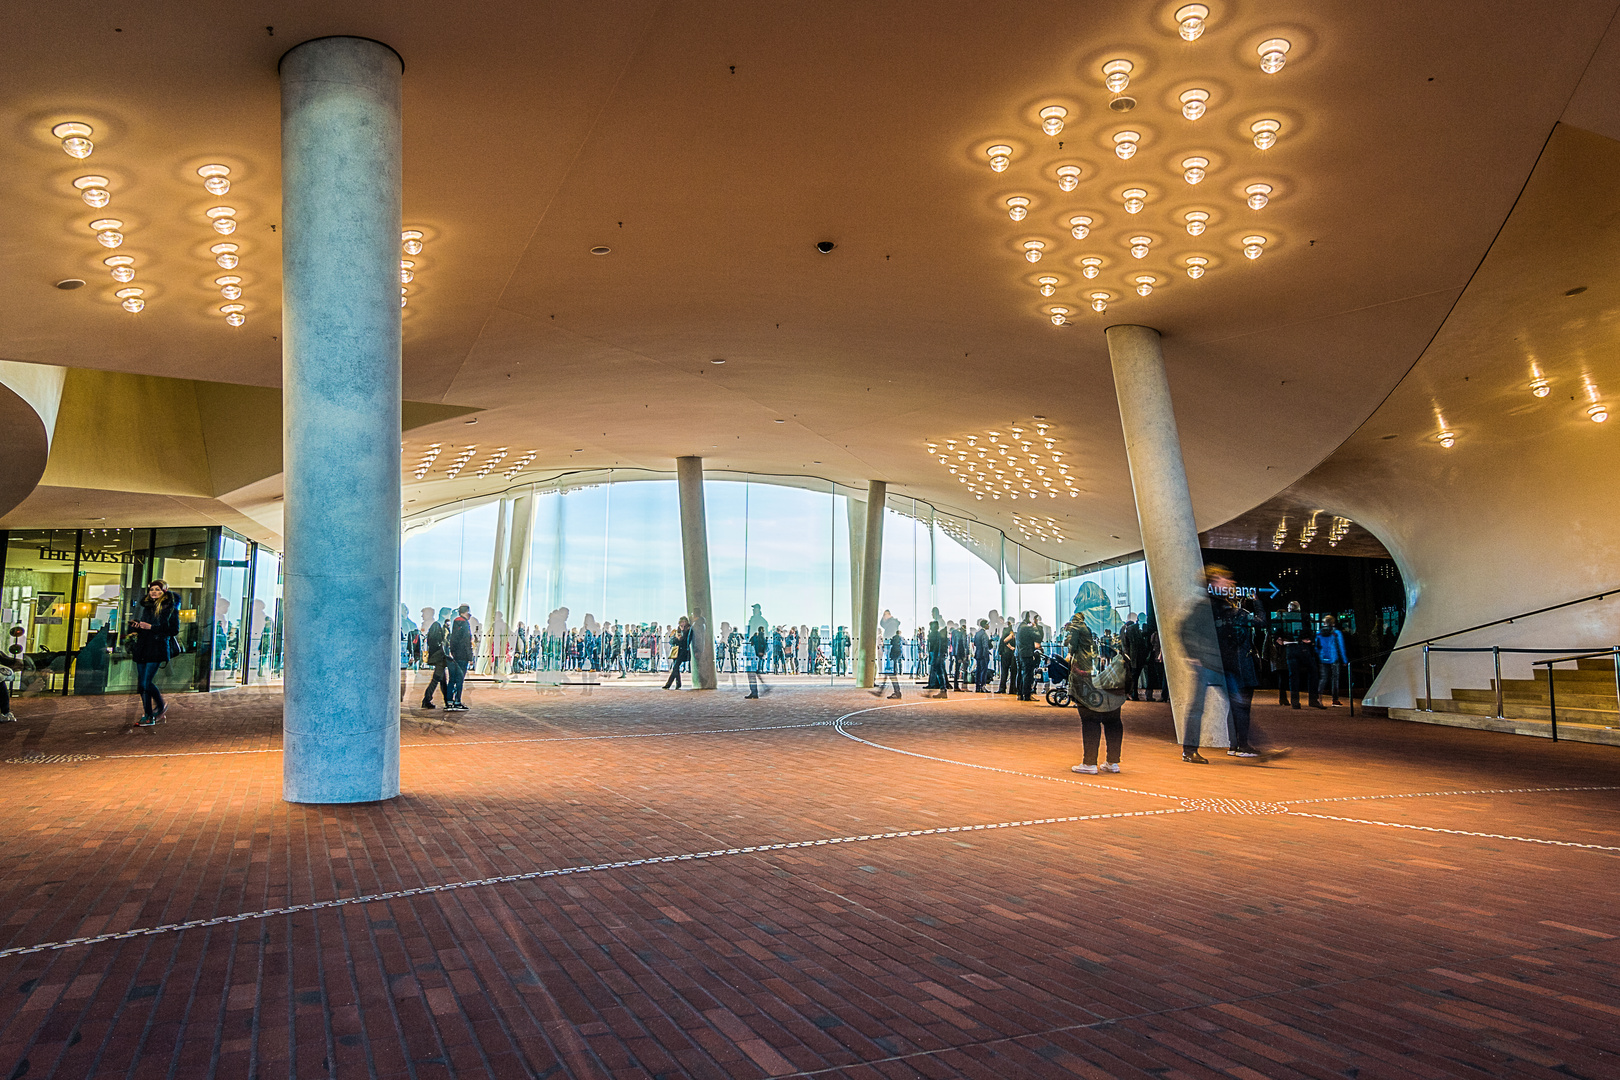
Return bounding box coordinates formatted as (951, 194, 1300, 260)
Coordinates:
(73, 175, 110, 208)
(1258, 38, 1291, 74)
(52, 121, 93, 158)
(1179, 89, 1209, 121)
(1102, 59, 1133, 94)
(1246, 183, 1273, 209)
(1176, 4, 1209, 40)
(1056, 165, 1081, 192)
(55, 279, 85, 290)
(1080, 257, 1102, 279)
(1113, 131, 1140, 160)
(1006, 196, 1030, 221)
(402, 230, 424, 255)
(590, 246, 611, 255)
(1039, 106, 1067, 137)
(197, 164, 231, 195)
(1182, 156, 1208, 184)
(1022, 239, 1045, 263)
(1185, 256, 1208, 279)
(1251, 119, 1281, 150)
(1122, 188, 1146, 214)
(710, 358, 726, 364)
(1242, 234, 1267, 259)
(1069, 215, 1092, 239)
(773, 418, 785, 423)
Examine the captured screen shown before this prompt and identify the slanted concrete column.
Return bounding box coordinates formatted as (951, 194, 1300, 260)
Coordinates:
(675, 457, 718, 689)
(1105, 324, 1229, 748)
(854, 481, 887, 688)
(846, 494, 867, 653)
(281, 36, 404, 802)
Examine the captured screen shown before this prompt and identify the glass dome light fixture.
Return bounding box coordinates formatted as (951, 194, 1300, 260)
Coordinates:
(104, 255, 135, 282)
(1258, 37, 1291, 74)
(402, 229, 425, 255)
(1112, 130, 1140, 160)
(1090, 290, 1110, 313)
(1179, 88, 1209, 121)
(216, 274, 243, 300)
(90, 218, 124, 248)
(197, 164, 231, 195)
(73, 175, 111, 208)
(1529, 376, 1550, 398)
(1040, 106, 1068, 137)
(1182, 155, 1208, 184)
(1590, 403, 1609, 423)
(1023, 239, 1046, 263)
(1135, 274, 1156, 297)
(1242, 233, 1267, 259)
(52, 121, 93, 159)
(1129, 235, 1152, 258)
(1006, 196, 1030, 221)
(1069, 214, 1093, 240)
(116, 286, 144, 312)
(1080, 256, 1103, 279)
(401, 265, 414, 284)
(1056, 165, 1081, 192)
(1251, 118, 1281, 150)
(1122, 187, 1147, 214)
(1103, 59, 1134, 94)
(1437, 430, 1457, 449)
(987, 145, 1012, 173)
(210, 242, 239, 269)
(1246, 182, 1272, 209)
(1185, 255, 1208, 279)
(1184, 209, 1209, 236)
(206, 206, 237, 234)
(1176, 4, 1209, 40)
(1049, 306, 1069, 326)
(1037, 275, 1059, 297)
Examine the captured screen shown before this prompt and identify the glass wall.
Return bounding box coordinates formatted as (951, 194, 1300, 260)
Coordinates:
(400, 473, 1081, 682)
(0, 526, 281, 698)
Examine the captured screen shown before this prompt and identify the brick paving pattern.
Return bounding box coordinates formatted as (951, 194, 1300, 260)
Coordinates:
(0, 684, 1617, 1078)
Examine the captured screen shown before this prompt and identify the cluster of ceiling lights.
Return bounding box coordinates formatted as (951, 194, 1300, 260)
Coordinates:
(473, 448, 509, 478)
(54, 122, 150, 313)
(401, 230, 425, 308)
(410, 444, 443, 480)
(1269, 512, 1349, 550)
(444, 446, 478, 479)
(193, 165, 248, 326)
(1270, 518, 1287, 550)
(1434, 365, 1608, 451)
(502, 450, 539, 481)
(1326, 516, 1350, 547)
(982, 7, 1291, 324)
(1011, 512, 1065, 545)
(926, 418, 1078, 501)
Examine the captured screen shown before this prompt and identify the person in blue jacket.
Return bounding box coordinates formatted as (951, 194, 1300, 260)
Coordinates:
(1316, 614, 1349, 706)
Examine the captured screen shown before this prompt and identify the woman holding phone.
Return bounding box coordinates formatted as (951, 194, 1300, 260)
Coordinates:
(129, 579, 180, 726)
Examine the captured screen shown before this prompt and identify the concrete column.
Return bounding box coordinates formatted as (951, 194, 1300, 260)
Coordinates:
(675, 457, 718, 689)
(503, 490, 537, 630)
(484, 497, 510, 660)
(1105, 324, 1229, 748)
(854, 481, 886, 687)
(846, 494, 867, 651)
(280, 36, 404, 803)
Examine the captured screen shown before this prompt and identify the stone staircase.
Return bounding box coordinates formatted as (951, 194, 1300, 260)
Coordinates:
(1388, 656, 1620, 746)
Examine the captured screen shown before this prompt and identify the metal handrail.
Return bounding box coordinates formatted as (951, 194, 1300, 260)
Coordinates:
(1391, 586, 1620, 654)
(1421, 643, 1620, 741)
(1533, 648, 1620, 743)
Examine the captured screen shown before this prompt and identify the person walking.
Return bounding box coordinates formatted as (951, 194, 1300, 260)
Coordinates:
(745, 624, 769, 698)
(1120, 612, 1148, 701)
(997, 621, 1017, 694)
(663, 616, 693, 689)
(971, 619, 991, 692)
(925, 620, 949, 698)
(1208, 568, 1267, 757)
(1316, 615, 1349, 706)
(1066, 614, 1126, 774)
(446, 604, 473, 712)
(873, 630, 905, 699)
(832, 625, 849, 676)
(129, 579, 180, 726)
(420, 611, 451, 709)
(1015, 612, 1039, 701)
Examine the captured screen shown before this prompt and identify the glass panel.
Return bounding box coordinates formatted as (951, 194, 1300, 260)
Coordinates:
(245, 545, 283, 685)
(211, 530, 252, 688)
(150, 527, 212, 694)
(3, 529, 80, 694)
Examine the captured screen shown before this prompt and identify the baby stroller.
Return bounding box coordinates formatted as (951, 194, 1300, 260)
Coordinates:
(1044, 653, 1070, 707)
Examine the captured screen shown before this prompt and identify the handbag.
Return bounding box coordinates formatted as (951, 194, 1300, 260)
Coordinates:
(1094, 652, 1132, 692)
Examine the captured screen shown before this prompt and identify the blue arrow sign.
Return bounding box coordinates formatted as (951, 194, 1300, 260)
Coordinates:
(1259, 582, 1280, 599)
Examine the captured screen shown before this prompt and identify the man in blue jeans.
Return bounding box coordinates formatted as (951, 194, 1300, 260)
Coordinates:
(446, 604, 473, 712)
(1316, 615, 1349, 706)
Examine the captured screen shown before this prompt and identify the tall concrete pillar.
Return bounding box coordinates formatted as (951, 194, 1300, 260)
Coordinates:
(675, 457, 718, 689)
(846, 494, 867, 652)
(484, 497, 510, 663)
(503, 490, 537, 630)
(854, 481, 887, 687)
(1105, 324, 1229, 748)
(281, 36, 404, 802)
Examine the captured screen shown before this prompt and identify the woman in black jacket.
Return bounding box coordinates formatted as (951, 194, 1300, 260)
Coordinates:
(130, 579, 180, 725)
(662, 616, 693, 689)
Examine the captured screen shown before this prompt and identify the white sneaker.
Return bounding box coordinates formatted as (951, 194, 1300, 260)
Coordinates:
(0, 712, 15, 723)
(1102, 762, 1120, 773)
(1071, 764, 1099, 774)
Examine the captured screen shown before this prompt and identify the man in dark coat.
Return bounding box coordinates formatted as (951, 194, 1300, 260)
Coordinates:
(971, 619, 991, 692)
(447, 604, 474, 711)
(1015, 612, 1039, 701)
(1119, 612, 1149, 701)
(421, 614, 450, 709)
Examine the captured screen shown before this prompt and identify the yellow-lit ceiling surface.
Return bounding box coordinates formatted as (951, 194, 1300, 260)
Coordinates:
(3, 0, 1619, 561)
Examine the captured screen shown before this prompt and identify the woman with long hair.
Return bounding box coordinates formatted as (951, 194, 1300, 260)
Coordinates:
(662, 616, 693, 689)
(130, 579, 180, 726)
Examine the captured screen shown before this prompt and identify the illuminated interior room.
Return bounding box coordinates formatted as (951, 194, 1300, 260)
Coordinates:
(1, 3, 1617, 1076)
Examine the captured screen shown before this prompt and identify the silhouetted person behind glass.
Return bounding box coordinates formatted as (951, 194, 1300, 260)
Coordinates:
(926, 620, 948, 697)
(1015, 612, 1039, 701)
(873, 630, 905, 699)
(745, 625, 769, 698)
(972, 619, 991, 692)
(998, 620, 1017, 694)
(1275, 600, 1318, 709)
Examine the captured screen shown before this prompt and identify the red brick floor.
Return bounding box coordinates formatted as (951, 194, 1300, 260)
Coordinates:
(0, 684, 1617, 1079)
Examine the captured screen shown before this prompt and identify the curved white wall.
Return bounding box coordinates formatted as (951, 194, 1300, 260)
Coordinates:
(0, 360, 65, 519)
